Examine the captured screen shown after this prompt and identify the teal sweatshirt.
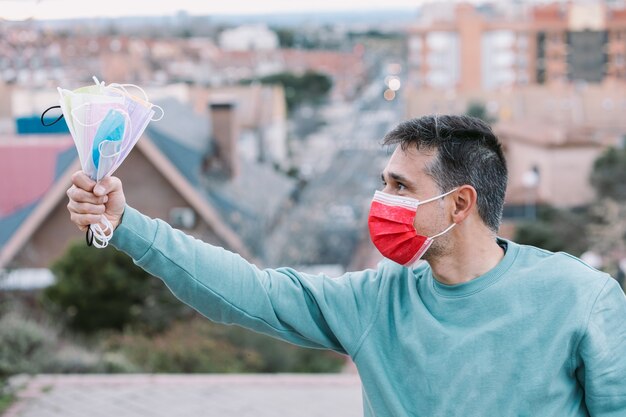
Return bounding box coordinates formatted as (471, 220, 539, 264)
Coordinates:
(111, 206, 626, 417)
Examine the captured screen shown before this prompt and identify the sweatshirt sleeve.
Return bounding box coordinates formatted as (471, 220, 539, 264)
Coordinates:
(575, 276, 626, 416)
(109, 206, 383, 355)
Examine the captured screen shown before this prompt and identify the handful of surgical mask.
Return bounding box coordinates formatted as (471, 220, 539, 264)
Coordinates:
(56, 76, 163, 248)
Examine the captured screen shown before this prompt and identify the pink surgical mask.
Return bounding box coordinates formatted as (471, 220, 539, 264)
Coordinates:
(368, 189, 457, 266)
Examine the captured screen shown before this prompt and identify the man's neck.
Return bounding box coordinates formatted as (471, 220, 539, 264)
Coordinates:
(428, 234, 505, 286)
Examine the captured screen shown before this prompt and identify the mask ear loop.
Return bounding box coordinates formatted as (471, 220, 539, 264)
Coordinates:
(87, 109, 133, 249)
(429, 223, 457, 239)
(86, 226, 94, 246)
(40, 105, 64, 126)
(151, 104, 164, 121)
(89, 216, 114, 248)
(107, 109, 134, 171)
(71, 102, 112, 127)
(107, 83, 149, 102)
(412, 188, 459, 238)
(106, 83, 163, 122)
(416, 187, 459, 207)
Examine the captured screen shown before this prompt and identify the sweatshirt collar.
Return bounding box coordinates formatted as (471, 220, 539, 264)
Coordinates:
(427, 238, 520, 298)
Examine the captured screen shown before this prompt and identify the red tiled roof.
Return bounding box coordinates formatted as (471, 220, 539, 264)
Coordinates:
(532, 4, 563, 22)
(0, 136, 74, 216)
(611, 9, 626, 22)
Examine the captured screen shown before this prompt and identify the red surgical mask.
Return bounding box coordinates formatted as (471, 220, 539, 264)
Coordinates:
(368, 189, 457, 266)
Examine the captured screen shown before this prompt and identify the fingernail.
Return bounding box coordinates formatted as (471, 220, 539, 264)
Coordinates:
(94, 185, 105, 195)
(103, 196, 109, 203)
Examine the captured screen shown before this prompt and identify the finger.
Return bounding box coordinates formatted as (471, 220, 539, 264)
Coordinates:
(67, 200, 106, 215)
(70, 212, 103, 227)
(71, 171, 96, 192)
(94, 176, 122, 197)
(67, 186, 108, 205)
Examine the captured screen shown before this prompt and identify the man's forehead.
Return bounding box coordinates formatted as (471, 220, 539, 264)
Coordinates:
(385, 145, 436, 176)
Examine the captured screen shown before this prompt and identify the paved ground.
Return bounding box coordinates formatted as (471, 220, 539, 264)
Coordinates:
(4, 374, 363, 417)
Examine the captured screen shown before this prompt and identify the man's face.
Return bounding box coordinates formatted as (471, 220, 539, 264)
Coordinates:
(380, 145, 453, 260)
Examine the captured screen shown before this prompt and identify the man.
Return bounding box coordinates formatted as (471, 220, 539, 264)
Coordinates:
(67, 115, 626, 416)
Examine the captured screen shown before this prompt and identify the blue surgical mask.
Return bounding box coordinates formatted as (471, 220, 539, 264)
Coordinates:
(92, 109, 127, 181)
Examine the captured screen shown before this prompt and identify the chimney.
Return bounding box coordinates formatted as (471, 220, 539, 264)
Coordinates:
(209, 100, 239, 178)
(0, 80, 13, 120)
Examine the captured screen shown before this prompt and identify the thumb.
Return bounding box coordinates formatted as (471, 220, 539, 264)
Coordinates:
(93, 176, 122, 197)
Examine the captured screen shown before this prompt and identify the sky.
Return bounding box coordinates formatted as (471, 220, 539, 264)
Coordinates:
(0, 0, 428, 21)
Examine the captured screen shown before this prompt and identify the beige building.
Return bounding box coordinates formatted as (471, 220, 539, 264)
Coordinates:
(406, 83, 626, 130)
(407, 2, 626, 94)
(408, 3, 529, 93)
(406, 83, 626, 210)
(495, 121, 619, 208)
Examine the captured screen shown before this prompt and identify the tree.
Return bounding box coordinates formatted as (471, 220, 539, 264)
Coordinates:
(247, 71, 333, 113)
(272, 27, 296, 48)
(586, 198, 626, 264)
(106, 316, 346, 373)
(514, 205, 589, 256)
(43, 242, 189, 334)
(585, 144, 626, 290)
(516, 141, 626, 293)
(465, 101, 496, 124)
(590, 144, 626, 201)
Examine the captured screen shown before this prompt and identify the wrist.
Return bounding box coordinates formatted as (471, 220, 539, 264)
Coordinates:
(113, 207, 126, 231)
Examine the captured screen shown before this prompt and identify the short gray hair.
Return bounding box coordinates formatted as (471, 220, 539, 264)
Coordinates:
(383, 115, 508, 232)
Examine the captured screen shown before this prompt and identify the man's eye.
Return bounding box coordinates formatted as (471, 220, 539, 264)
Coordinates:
(397, 183, 407, 191)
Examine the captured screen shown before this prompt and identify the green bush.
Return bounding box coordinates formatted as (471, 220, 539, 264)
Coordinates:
(243, 71, 333, 113)
(0, 313, 56, 377)
(0, 312, 124, 376)
(0, 390, 15, 415)
(105, 316, 345, 373)
(465, 101, 496, 124)
(106, 317, 264, 373)
(43, 242, 189, 334)
(590, 145, 626, 201)
(514, 205, 588, 256)
(47, 345, 101, 373)
(96, 352, 140, 373)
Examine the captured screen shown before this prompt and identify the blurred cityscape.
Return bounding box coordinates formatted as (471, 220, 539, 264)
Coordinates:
(1, 0, 626, 414)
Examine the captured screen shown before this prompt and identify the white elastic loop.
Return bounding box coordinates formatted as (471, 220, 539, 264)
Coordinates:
(430, 222, 457, 239)
(71, 103, 104, 127)
(116, 110, 134, 160)
(108, 83, 149, 102)
(418, 187, 459, 206)
(96, 79, 163, 122)
(93, 110, 133, 181)
(90, 215, 114, 248)
(151, 104, 164, 121)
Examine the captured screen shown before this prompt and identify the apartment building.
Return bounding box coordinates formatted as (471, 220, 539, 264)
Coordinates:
(407, 1, 626, 93)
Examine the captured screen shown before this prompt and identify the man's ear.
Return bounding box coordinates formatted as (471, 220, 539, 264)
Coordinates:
(450, 185, 477, 224)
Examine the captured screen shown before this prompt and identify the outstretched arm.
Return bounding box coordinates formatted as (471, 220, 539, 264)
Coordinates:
(66, 171, 383, 355)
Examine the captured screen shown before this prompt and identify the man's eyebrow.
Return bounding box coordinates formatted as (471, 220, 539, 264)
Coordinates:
(382, 171, 416, 187)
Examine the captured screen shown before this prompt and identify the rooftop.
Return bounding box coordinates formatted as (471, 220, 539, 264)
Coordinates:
(5, 374, 362, 417)
(0, 135, 76, 248)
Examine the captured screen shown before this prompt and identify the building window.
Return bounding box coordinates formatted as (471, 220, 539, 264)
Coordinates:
(567, 30, 607, 83)
(550, 33, 561, 44)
